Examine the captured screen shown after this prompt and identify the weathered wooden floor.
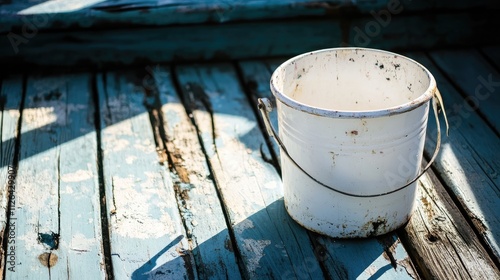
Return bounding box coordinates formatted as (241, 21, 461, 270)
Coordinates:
(0, 47, 499, 279)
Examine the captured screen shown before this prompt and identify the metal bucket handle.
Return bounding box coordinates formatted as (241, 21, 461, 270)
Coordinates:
(257, 90, 449, 198)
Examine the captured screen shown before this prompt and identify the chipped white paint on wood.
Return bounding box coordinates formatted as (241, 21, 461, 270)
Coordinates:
(0, 76, 23, 277)
(6, 74, 105, 279)
(152, 66, 241, 279)
(97, 71, 196, 279)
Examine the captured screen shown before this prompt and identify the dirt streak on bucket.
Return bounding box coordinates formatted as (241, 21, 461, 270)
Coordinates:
(259, 48, 447, 238)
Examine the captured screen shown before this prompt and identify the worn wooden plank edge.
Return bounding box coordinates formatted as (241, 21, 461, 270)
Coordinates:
(2, 11, 500, 69)
(399, 163, 500, 279)
(0, 75, 24, 278)
(91, 73, 115, 279)
(96, 70, 197, 279)
(147, 65, 243, 279)
(2, 0, 498, 34)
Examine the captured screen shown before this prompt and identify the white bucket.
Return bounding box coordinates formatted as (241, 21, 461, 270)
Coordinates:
(258, 48, 447, 238)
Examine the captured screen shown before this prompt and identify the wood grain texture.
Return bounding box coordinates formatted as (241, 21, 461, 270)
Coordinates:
(2, 0, 498, 33)
(429, 49, 500, 134)
(238, 60, 419, 280)
(96, 70, 196, 279)
(407, 52, 500, 263)
(5, 73, 106, 279)
(401, 165, 500, 279)
(151, 65, 242, 279)
(0, 76, 23, 277)
(175, 63, 417, 279)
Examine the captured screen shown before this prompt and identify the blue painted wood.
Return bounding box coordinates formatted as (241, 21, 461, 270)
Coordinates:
(429, 49, 500, 134)
(96, 70, 197, 279)
(0, 76, 23, 276)
(152, 66, 242, 279)
(6, 74, 106, 279)
(408, 52, 500, 263)
(2, 0, 497, 33)
(0, 19, 341, 66)
(2, 12, 500, 67)
(238, 60, 419, 279)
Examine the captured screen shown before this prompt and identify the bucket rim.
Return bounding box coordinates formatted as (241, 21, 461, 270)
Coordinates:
(270, 47, 436, 118)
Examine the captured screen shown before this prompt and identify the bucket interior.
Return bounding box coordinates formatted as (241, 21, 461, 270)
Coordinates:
(272, 49, 432, 112)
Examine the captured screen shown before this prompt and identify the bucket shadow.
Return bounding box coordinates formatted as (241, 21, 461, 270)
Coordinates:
(130, 199, 407, 279)
(130, 235, 184, 280)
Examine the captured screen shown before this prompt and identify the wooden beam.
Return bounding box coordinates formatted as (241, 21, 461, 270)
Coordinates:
(2, 0, 498, 34)
(2, 12, 500, 68)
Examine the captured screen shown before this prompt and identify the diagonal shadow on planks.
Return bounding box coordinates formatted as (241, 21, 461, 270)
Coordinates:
(411, 51, 500, 265)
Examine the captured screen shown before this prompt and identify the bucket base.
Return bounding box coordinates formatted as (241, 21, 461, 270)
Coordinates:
(282, 168, 418, 238)
(285, 200, 413, 238)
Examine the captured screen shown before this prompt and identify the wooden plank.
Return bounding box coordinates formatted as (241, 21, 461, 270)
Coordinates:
(0, 76, 23, 276)
(3, 12, 500, 68)
(429, 49, 500, 133)
(2, 0, 498, 34)
(6, 73, 106, 278)
(407, 52, 500, 263)
(149, 65, 241, 279)
(175, 63, 416, 279)
(97, 70, 196, 279)
(401, 164, 500, 279)
(481, 46, 500, 70)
